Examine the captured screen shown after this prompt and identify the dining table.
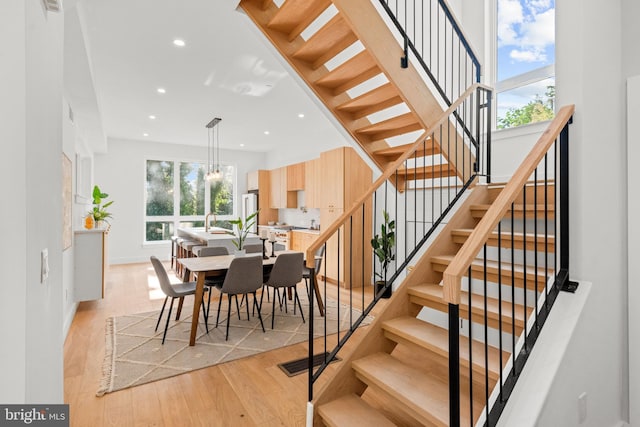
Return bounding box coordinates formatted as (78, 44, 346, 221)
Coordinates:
(179, 250, 325, 346)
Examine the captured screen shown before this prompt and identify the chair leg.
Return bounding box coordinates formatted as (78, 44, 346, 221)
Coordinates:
(271, 290, 276, 329)
(294, 288, 305, 324)
(163, 297, 175, 344)
(225, 294, 232, 341)
(201, 297, 209, 334)
(216, 294, 223, 328)
(206, 286, 213, 319)
(155, 296, 168, 332)
(235, 295, 241, 320)
(252, 292, 265, 333)
(244, 294, 250, 321)
(176, 296, 184, 320)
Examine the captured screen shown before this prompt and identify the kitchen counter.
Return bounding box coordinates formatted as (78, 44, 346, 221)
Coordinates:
(291, 228, 320, 235)
(177, 226, 261, 251)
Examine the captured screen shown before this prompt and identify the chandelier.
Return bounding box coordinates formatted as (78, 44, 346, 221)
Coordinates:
(205, 117, 222, 181)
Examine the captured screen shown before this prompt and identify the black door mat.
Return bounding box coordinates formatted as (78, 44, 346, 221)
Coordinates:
(278, 352, 341, 377)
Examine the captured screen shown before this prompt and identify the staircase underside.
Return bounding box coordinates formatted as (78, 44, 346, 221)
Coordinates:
(238, 0, 476, 190)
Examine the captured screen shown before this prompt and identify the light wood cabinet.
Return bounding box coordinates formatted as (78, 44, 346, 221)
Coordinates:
(318, 147, 373, 288)
(305, 158, 320, 208)
(248, 170, 278, 225)
(287, 162, 305, 191)
(291, 230, 319, 253)
(270, 167, 296, 209)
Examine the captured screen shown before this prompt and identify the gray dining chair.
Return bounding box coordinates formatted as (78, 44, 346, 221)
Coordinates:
(261, 252, 304, 329)
(213, 255, 265, 340)
(194, 247, 231, 320)
(150, 256, 209, 344)
(302, 245, 325, 298)
(244, 243, 263, 254)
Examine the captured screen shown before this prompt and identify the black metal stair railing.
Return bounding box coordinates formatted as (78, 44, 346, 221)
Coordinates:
(306, 84, 492, 407)
(378, 0, 481, 106)
(443, 105, 576, 426)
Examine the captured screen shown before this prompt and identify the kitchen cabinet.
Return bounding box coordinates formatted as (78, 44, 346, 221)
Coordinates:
(74, 229, 107, 301)
(318, 147, 373, 288)
(305, 158, 320, 208)
(247, 170, 278, 225)
(291, 230, 319, 253)
(287, 162, 305, 191)
(270, 167, 296, 209)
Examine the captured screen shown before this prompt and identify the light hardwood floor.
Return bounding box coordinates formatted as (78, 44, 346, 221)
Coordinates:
(64, 262, 378, 426)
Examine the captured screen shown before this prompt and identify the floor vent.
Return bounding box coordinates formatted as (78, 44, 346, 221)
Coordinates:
(278, 352, 341, 377)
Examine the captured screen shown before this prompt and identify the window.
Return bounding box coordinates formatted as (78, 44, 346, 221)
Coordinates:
(144, 159, 236, 242)
(495, 0, 555, 129)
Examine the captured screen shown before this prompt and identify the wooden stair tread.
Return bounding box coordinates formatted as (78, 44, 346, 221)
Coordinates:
(451, 228, 556, 252)
(292, 15, 357, 68)
(408, 283, 527, 330)
(383, 316, 509, 381)
(470, 203, 555, 219)
(315, 51, 380, 93)
(431, 255, 552, 290)
(355, 112, 423, 141)
(373, 142, 440, 158)
(336, 82, 403, 119)
(395, 164, 456, 180)
(267, 0, 331, 40)
(352, 352, 471, 427)
(318, 394, 396, 427)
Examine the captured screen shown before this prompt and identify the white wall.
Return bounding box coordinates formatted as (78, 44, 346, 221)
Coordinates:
(490, 121, 551, 182)
(0, 1, 65, 403)
(533, 0, 627, 426)
(627, 75, 640, 427)
(0, 0, 28, 404)
(61, 99, 78, 339)
(94, 138, 268, 264)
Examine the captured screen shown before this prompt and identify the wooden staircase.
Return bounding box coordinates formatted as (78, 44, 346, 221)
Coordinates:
(311, 181, 555, 426)
(238, 0, 475, 190)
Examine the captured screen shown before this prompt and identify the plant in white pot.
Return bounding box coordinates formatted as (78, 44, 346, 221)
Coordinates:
(371, 210, 395, 298)
(89, 185, 113, 229)
(226, 210, 258, 256)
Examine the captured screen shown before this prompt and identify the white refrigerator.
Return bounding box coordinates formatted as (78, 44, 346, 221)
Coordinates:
(241, 193, 258, 233)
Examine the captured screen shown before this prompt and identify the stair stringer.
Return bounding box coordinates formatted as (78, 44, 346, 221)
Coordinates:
(312, 182, 491, 426)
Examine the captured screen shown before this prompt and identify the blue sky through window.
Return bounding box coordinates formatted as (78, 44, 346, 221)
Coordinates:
(497, 0, 555, 81)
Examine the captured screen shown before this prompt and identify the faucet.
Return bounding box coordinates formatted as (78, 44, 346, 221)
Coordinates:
(205, 212, 216, 232)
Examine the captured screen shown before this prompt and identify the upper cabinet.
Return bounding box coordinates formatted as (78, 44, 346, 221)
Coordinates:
(287, 162, 305, 191)
(247, 170, 259, 191)
(305, 158, 320, 208)
(270, 167, 296, 209)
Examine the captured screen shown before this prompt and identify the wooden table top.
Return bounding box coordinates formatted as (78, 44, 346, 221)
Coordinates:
(178, 250, 302, 273)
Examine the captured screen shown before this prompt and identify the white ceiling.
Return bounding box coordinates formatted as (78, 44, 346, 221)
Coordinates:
(69, 0, 348, 153)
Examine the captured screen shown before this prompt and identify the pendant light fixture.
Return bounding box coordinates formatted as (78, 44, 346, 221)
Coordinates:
(205, 117, 222, 181)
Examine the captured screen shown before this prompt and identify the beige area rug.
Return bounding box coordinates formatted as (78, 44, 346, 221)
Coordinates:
(97, 291, 372, 396)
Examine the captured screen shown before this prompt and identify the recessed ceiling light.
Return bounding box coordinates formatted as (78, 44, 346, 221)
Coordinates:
(143, 133, 149, 137)
(173, 39, 185, 47)
(149, 115, 156, 120)
(298, 113, 305, 118)
(264, 131, 270, 135)
(157, 88, 166, 94)
(240, 143, 245, 147)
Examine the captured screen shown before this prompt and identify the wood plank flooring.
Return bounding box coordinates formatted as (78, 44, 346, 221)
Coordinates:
(64, 262, 378, 426)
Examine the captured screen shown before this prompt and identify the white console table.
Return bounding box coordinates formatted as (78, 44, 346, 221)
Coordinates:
(74, 229, 107, 301)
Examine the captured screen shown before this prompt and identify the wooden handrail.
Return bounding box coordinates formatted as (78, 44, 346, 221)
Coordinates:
(442, 104, 575, 304)
(305, 83, 493, 268)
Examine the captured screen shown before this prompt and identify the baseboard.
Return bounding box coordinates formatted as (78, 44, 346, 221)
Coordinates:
(63, 302, 78, 342)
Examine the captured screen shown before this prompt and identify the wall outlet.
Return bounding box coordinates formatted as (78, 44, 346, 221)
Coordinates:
(41, 248, 49, 283)
(578, 392, 587, 423)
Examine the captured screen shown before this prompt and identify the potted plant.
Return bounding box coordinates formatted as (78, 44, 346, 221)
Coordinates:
(371, 210, 395, 298)
(89, 185, 113, 228)
(226, 210, 258, 256)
